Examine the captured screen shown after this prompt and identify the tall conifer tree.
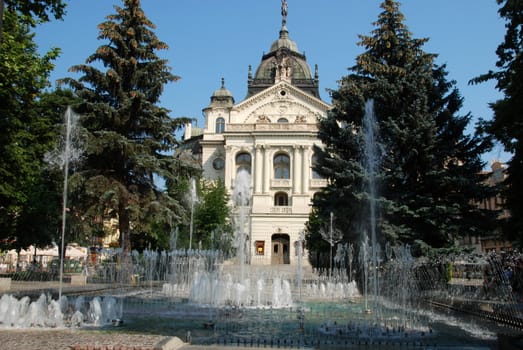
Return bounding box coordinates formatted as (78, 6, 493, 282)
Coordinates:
(61, 0, 198, 258)
(312, 0, 494, 251)
(471, 0, 523, 244)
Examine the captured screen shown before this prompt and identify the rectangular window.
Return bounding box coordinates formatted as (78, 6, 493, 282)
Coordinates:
(255, 241, 265, 255)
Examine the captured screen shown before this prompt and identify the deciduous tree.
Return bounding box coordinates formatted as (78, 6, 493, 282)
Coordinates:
(0, 9, 63, 249)
(193, 179, 232, 252)
(0, 0, 66, 43)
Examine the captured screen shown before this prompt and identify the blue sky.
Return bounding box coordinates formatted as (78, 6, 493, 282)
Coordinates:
(34, 0, 509, 166)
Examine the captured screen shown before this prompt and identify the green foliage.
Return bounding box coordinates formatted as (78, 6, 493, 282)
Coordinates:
(168, 178, 233, 252)
(471, 0, 523, 244)
(304, 209, 331, 268)
(310, 0, 495, 254)
(60, 0, 199, 253)
(445, 262, 453, 283)
(3, 0, 66, 24)
(0, 9, 70, 250)
(0, 0, 67, 46)
(193, 179, 232, 249)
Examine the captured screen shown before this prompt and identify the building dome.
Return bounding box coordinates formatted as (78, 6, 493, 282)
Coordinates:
(269, 25, 299, 52)
(208, 78, 235, 108)
(246, 7, 320, 99)
(212, 79, 233, 98)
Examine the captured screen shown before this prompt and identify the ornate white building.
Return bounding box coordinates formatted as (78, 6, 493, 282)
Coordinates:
(183, 4, 330, 266)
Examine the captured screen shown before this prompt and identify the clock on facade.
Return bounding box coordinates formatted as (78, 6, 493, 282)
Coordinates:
(213, 157, 225, 170)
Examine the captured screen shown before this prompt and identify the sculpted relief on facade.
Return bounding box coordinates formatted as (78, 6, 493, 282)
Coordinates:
(244, 100, 316, 125)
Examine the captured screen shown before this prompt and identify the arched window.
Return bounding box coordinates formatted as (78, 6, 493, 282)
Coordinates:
(274, 153, 290, 179)
(277, 117, 288, 123)
(311, 153, 324, 179)
(274, 192, 289, 206)
(236, 152, 251, 174)
(215, 117, 225, 134)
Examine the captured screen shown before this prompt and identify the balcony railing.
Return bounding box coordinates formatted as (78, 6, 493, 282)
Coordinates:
(227, 123, 318, 132)
(271, 179, 291, 188)
(270, 206, 292, 214)
(310, 179, 328, 188)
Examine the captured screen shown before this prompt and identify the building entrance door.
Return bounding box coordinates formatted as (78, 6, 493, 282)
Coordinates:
(271, 234, 290, 265)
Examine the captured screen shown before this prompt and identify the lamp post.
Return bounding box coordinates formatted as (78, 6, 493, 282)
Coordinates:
(319, 212, 341, 280)
(189, 178, 197, 251)
(329, 212, 333, 278)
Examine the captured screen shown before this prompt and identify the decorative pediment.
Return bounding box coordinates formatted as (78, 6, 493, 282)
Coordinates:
(233, 81, 330, 125)
(237, 81, 329, 111)
(245, 100, 317, 124)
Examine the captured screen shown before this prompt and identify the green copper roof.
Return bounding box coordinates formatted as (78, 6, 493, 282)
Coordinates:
(208, 78, 234, 107)
(244, 1, 321, 99)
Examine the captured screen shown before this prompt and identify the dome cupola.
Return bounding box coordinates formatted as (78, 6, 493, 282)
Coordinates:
(208, 78, 235, 107)
(246, 1, 320, 99)
(269, 24, 299, 53)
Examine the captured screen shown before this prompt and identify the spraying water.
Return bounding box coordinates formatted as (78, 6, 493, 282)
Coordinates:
(5, 103, 521, 344)
(362, 99, 380, 313)
(233, 170, 251, 282)
(188, 178, 198, 250)
(44, 106, 83, 300)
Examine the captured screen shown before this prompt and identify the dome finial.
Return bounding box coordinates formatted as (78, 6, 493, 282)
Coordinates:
(221, 77, 225, 89)
(281, 0, 288, 26)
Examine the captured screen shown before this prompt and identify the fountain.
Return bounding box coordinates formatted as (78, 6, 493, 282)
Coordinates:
(362, 99, 380, 315)
(233, 169, 250, 281)
(44, 106, 83, 300)
(1, 104, 522, 349)
(188, 177, 198, 251)
(1, 243, 521, 347)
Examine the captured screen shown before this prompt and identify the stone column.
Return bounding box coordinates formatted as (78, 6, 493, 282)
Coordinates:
(255, 145, 263, 194)
(263, 146, 270, 193)
(293, 145, 302, 194)
(301, 146, 310, 194)
(226, 146, 235, 188)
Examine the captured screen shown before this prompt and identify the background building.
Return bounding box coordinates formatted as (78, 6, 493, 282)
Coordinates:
(183, 6, 330, 266)
(457, 161, 512, 253)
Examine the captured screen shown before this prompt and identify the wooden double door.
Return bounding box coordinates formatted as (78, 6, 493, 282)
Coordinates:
(271, 234, 290, 265)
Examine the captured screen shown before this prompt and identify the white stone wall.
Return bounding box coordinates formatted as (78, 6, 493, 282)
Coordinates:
(199, 81, 330, 266)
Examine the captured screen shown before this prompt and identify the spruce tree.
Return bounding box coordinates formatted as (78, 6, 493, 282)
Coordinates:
(471, 0, 523, 245)
(427, 66, 497, 247)
(60, 0, 198, 258)
(312, 0, 494, 251)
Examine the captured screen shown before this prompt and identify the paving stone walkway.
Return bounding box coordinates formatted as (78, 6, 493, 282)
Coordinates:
(0, 328, 296, 350)
(0, 329, 265, 350)
(0, 329, 178, 350)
